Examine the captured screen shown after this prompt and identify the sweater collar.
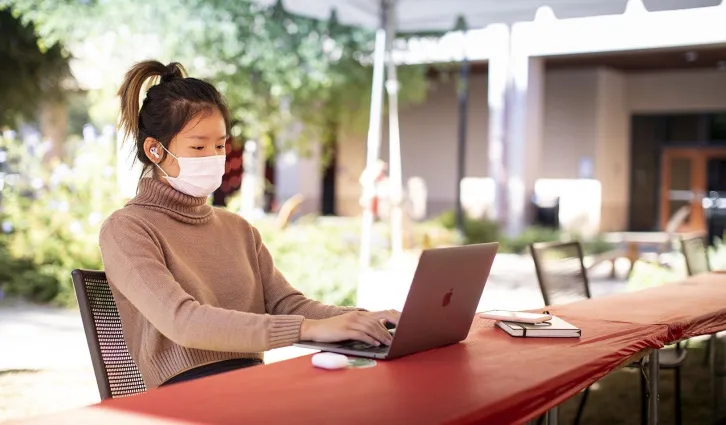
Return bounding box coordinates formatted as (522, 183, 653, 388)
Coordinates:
(127, 178, 213, 224)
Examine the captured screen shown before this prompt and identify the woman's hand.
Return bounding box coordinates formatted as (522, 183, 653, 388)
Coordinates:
(299, 310, 401, 346)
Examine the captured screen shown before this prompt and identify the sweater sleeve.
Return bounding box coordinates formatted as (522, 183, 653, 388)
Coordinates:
(251, 226, 364, 319)
(99, 215, 303, 352)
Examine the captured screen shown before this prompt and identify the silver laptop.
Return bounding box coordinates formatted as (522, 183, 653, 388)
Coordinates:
(294, 242, 499, 359)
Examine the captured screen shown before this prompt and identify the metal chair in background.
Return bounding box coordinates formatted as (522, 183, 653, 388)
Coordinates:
(681, 235, 711, 277)
(530, 241, 686, 425)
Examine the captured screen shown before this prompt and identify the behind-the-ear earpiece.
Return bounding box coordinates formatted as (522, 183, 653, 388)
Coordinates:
(150, 147, 160, 159)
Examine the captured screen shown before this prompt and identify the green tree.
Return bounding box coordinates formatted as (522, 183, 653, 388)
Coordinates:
(3, 0, 428, 157)
(0, 7, 72, 129)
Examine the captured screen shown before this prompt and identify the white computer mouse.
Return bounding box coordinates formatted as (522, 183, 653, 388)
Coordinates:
(312, 352, 349, 370)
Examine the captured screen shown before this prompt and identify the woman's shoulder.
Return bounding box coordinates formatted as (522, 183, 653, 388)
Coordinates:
(212, 207, 254, 229)
(211, 208, 268, 242)
(100, 205, 155, 235)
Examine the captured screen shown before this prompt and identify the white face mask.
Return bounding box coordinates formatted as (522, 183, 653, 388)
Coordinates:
(155, 146, 226, 197)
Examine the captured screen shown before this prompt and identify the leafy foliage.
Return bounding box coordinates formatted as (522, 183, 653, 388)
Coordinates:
(503, 226, 561, 254)
(435, 209, 501, 246)
(251, 216, 390, 306)
(0, 129, 123, 306)
(0, 7, 72, 127)
(0, 129, 382, 307)
(0, 0, 432, 307)
(4, 0, 428, 156)
(431, 209, 614, 255)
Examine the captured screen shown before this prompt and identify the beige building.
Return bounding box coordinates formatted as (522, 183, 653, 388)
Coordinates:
(275, 1, 726, 235)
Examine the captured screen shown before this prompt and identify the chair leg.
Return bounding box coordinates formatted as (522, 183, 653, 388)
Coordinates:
(675, 367, 682, 425)
(640, 369, 648, 425)
(573, 387, 590, 425)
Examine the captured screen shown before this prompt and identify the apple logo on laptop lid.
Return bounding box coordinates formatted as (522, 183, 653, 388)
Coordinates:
(442, 288, 453, 307)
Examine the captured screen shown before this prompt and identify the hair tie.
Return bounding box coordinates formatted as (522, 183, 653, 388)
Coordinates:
(160, 64, 182, 83)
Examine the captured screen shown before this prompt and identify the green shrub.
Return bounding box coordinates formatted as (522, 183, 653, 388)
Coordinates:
(436, 209, 457, 229)
(251, 217, 390, 306)
(0, 127, 386, 308)
(434, 210, 501, 245)
(0, 129, 123, 306)
(581, 235, 616, 256)
(628, 260, 681, 290)
(432, 210, 564, 253)
(427, 209, 622, 256)
(501, 225, 561, 254)
(0, 240, 58, 301)
(708, 236, 726, 270)
(411, 220, 462, 249)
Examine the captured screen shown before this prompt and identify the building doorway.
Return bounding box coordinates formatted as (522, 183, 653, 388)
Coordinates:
(660, 148, 726, 232)
(630, 112, 726, 232)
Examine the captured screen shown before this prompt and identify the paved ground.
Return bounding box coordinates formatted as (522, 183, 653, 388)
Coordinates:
(0, 301, 99, 422)
(0, 253, 632, 423)
(357, 252, 631, 312)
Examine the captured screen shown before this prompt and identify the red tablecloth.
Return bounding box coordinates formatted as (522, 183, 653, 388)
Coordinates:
(13, 273, 726, 425)
(9, 317, 668, 425)
(549, 272, 726, 341)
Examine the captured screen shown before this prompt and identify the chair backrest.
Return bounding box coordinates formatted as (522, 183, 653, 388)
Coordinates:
(530, 240, 592, 306)
(276, 193, 304, 230)
(680, 236, 711, 276)
(71, 269, 146, 399)
(665, 205, 691, 233)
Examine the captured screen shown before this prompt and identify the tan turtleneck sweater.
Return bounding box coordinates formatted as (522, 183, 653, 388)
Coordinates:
(99, 178, 357, 388)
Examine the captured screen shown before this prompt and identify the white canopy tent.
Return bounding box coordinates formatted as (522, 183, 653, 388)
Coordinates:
(252, 0, 720, 269)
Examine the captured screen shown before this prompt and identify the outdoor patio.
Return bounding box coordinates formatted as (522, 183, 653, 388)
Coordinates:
(4, 1, 726, 422)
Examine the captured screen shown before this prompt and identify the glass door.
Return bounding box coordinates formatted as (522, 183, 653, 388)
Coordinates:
(660, 148, 726, 232)
(660, 149, 704, 232)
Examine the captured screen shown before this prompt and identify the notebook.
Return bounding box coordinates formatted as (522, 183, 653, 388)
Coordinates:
(496, 316, 581, 338)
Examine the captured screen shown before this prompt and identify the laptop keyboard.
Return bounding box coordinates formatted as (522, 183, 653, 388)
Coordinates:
(338, 340, 389, 353)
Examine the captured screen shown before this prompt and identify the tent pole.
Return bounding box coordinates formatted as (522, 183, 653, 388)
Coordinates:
(359, 27, 387, 270)
(384, 0, 404, 259)
(455, 29, 470, 235)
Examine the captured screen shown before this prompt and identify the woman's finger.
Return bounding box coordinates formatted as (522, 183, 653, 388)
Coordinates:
(370, 309, 401, 325)
(350, 317, 392, 345)
(353, 318, 391, 344)
(348, 330, 380, 346)
(370, 317, 394, 344)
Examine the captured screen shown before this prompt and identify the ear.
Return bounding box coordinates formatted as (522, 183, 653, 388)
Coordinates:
(143, 137, 162, 163)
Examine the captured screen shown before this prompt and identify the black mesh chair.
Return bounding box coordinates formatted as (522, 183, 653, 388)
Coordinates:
(531, 241, 592, 307)
(530, 241, 686, 425)
(71, 269, 146, 400)
(681, 235, 710, 276)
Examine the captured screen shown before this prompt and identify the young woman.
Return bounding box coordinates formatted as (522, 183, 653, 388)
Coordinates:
(100, 60, 399, 389)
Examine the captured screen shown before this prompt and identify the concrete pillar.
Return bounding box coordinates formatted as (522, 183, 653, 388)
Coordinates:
(275, 150, 302, 207)
(594, 68, 629, 231)
(504, 34, 545, 236)
(275, 145, 321, 216)
(486, 24, 510, 223)
(488, 24, 544, 236)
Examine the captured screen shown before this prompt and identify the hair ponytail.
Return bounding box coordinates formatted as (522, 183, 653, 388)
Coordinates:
(117, 61, 189, 142)
(118, 61, 166, 143)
